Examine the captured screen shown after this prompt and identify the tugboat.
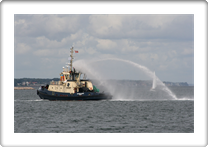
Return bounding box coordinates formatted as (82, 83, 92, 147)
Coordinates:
(37, 47, 112, 101)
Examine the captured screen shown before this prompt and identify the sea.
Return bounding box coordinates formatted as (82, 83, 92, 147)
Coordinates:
(14, 86, 194, 133)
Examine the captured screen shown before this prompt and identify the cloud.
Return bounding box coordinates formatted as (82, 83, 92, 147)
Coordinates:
(33, 49, 55, 56)
(88, 14, 123, 37)
(87, 14, 194, 41)
(14, 14, 83, 40)
(35, 36, 63, 49)
(182, 48, 194, 55)
(14, 14, 194, 84)
(16, 43, 31, 54)
(96, 39, 117, 50)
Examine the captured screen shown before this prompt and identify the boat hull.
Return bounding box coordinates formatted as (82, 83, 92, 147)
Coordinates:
(37, 89, 112, 101)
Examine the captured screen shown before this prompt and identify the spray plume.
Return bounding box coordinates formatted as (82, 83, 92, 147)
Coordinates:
(74, 58, 177, 100)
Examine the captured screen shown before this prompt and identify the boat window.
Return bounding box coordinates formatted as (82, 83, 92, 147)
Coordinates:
(67, 83, 70, 87)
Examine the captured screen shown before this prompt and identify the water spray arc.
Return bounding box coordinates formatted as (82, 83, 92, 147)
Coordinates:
(73, 60, 116, 95)
(95, 58, 177, 99)
(74, 58, 177, 100)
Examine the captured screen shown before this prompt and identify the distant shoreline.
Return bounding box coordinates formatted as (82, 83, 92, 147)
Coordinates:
(14, 78, 194, 87)
(14, 87, 34, 90)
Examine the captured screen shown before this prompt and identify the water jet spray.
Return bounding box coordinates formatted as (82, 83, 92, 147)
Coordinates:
(74, 58, 177, 100)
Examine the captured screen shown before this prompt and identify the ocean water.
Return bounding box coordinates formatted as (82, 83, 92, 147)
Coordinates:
(14, 86, 194, 133)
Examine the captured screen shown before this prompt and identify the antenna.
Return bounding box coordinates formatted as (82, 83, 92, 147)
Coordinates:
(69, 47, 74, 72)
(68, 47, 74, 80)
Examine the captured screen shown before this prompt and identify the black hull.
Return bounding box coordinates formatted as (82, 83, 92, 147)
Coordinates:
(37, 90, 112, 101)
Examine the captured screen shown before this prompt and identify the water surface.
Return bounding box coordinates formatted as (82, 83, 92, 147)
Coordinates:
(14, 86, 194, 133)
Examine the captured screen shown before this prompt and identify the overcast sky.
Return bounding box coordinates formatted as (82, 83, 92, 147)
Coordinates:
(2, 1, 207, 146)
(14, 14, 194, 84)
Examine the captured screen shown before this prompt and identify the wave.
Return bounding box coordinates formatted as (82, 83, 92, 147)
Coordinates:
(14, 99, 44, 102)
(110, 97, 194, 101)
(175, 97, 194, 101)
(110, 99, 176, 101)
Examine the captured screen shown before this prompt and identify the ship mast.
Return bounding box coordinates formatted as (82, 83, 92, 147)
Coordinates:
(70, 47, 74, 72)
(69, 47, 74, 80)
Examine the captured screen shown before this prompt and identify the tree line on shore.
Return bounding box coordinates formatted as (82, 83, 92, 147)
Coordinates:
(14, 78, 190, 87)
(14, 78, 59, 86)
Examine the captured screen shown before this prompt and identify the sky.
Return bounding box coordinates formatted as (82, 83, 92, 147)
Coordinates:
(2, 1, 207, 146)
(14, 14, 194, 84)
